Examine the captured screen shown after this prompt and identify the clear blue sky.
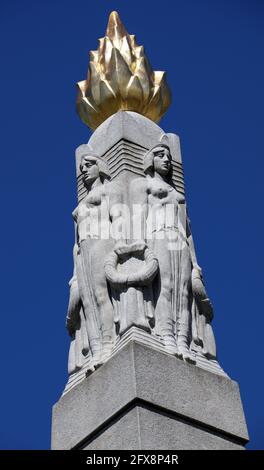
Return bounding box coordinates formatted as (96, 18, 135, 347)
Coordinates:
(0, 0, 263, 450)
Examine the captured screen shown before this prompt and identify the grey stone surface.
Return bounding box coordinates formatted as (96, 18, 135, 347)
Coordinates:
(66, 111, 221, 384)
(53, 345, 136, 450)
(84, 408, 141, 450)
(87, 111, 164, 166)
(76, 111, 182, 175)
(64, 328, 227, 396)
(84, 406, 244, 450)
(132, 342, 248, 441)
(136, 407, 245, 450)
(52, 341, 248, 450)
(58, 111, 249, 450)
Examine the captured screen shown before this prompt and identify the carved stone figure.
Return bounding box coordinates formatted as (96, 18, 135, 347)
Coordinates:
(127, 140, 216, 364)
(66, 147, 116, 372)
(130, 144, 189, 360)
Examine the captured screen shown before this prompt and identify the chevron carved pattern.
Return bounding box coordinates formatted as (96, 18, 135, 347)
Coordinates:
(77, 139, 185, 202)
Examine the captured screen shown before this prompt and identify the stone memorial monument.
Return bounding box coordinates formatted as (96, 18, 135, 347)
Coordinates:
(52, 11, 249, 450)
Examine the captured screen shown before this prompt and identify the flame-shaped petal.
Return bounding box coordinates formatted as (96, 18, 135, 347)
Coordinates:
(99, 80, 118, 118)
(90, 50, 98, 62)
(125, 75, 143, 111)
(134, 45, 144, 59)
(76, 81, 102, 129)
(158, 73, 172, 118)
(144, 85, 163, 122)
(85, 62, 101, 106)
(107, 47, 132, 101)
(153, 71, 164, 86)
(120, 36, 133, 67)
(134, 56, 152, 101)
(152, 71, 171, 117)
(98, 37, 112, 72)
(76, 11, 171, 130)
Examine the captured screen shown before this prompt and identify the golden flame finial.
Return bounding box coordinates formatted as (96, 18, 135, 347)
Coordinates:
(76, 11, 171, 130)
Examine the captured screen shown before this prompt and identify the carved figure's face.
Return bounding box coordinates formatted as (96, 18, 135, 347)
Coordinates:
(80, 155, 100, 185)
(153, 147, 171, 176)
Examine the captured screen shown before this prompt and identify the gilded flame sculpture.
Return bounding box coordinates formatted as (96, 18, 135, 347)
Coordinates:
(76, 11, 171, 130)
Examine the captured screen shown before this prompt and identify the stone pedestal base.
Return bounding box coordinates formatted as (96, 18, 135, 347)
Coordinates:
(52, 341, 248, 450)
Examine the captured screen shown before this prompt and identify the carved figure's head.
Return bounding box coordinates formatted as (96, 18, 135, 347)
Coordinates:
(80, 153, 110, 187)
(144, 144, 172, 177)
